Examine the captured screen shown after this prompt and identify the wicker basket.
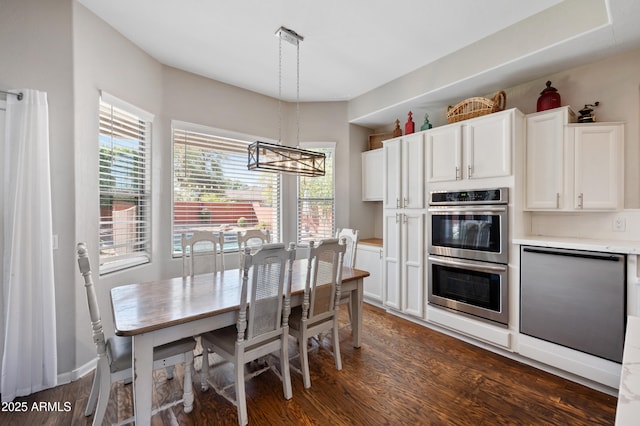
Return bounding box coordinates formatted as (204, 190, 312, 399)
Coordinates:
(446, 90, 506, 124)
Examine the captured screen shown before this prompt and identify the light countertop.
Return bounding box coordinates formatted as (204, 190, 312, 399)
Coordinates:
(616, 315, 640, 425)
(359, 238, 383, 247)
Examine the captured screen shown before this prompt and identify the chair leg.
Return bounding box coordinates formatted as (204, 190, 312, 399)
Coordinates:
(332, 319, 343, 371)
(183, 351, 194, 413)
(92, 360, 112, 426)
(235, 355, 248, 426)
(299, 328, 311, 389)
(85, 365, 101, 416)
(200, 345, 210, 391)
(280, 330, 293, 400)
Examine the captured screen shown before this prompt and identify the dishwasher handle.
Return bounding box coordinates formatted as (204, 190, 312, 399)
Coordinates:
(522, 246, 622, 262)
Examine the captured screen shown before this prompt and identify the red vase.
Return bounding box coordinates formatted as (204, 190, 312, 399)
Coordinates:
(537, 81, 561, 112)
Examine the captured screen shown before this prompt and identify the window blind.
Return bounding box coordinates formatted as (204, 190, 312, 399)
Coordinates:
(172, 127, 281, 255)
(98, 99, 151, 273)
(297, 145, 335, 243)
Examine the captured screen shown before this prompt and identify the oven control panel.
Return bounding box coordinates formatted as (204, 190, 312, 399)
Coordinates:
(429, 187, 508, 205)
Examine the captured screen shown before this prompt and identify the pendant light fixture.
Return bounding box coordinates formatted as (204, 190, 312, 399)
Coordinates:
(248, 26, 325, 177)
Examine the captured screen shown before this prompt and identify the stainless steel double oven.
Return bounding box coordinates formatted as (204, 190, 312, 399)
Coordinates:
(427, 188, 509, 325)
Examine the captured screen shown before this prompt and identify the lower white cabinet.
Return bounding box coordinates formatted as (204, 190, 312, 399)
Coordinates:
(355, 243, 383, 304)
(383, 210, 424, 318)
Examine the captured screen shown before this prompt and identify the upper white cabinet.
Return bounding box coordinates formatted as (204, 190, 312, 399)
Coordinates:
(524, 106, 624, 211)
(525, 106, 575, 209)
(426, 109, 515, 182)
(361, 149, 383, 201)
(383, 133, 424, 209)
(570, 123, 624, 210)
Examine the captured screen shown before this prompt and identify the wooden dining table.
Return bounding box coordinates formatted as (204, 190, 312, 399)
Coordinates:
(110, 259, 369, 426)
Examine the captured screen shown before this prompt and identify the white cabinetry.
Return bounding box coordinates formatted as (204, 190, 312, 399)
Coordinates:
(525, 106, 624, 211)
(383, 210, 424, 318)
(355, 243, 383, 304)
(383, 134, 424, 209)
(361, 149, 383, 201)
(570, 123, 624, 210)
(426, 109, 514, 182)
(524, 107, 573, 209)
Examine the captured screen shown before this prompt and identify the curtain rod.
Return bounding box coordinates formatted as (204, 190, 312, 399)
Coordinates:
(0, 90, 23, 101)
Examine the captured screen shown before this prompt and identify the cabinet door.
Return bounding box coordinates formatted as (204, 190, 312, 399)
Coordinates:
(465, 111, 511, 179)
(402, 133, 425, 208)
(402, 212, 424, 318)
(356, 245, 383, 303)
(383, 138, 402, 209)
(362, 149, 383, 201)
(572, 124, 623, 210)
(525, 110, 565, 209)
(425, 125, 462, 182)
(383, 210, 401, 310)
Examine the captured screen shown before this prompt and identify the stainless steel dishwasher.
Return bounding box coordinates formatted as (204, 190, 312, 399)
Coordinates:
(520, 245, 626, 363)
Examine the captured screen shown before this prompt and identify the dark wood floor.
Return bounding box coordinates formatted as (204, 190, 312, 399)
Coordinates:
(0, 304, 617, 425)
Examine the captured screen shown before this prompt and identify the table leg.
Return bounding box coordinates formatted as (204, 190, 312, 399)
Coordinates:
(132, 333, 153, 426)
(351, 278, 364, 348)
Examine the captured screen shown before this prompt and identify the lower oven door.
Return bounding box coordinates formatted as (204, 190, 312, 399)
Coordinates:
(428, 255, 508, 325)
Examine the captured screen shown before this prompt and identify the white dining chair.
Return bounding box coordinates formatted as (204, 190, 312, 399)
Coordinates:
(236, 228, 270, 269)
(335, 228, 359, 328)
(182, 230, 225, 277)
(200, 242, 295, 426)
(76, 243, 196, 426)
(288, 237, 346, 388)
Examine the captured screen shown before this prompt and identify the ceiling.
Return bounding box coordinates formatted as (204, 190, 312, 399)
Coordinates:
(78, 0, 640, 127)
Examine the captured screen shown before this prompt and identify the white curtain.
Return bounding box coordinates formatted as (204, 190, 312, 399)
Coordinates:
(2, 89, 57, 402)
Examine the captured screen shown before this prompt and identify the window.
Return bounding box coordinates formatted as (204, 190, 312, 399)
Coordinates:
(297, 143, 335, 244)
(98, 94, 152, 274)
(172, 124, 281, 255)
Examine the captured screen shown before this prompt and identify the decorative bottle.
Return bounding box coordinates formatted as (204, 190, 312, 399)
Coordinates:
(405, 111, 415, 135)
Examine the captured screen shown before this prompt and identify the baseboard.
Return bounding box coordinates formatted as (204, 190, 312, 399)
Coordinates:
(57, 357, 97, 385)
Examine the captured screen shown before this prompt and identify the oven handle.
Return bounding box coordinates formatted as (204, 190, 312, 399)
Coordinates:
(428, 256, 508, 273)
(428, 205, 508, 214)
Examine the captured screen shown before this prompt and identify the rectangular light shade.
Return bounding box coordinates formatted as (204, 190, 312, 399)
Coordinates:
(248, 141, 325, 177)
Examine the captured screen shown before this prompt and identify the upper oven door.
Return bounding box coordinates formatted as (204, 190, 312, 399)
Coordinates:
(428, 205, 508, 264)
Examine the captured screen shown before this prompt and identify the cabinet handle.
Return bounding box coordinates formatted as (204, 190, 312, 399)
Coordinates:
(402, 214, 407, 224)
(396, 198, 400, 208)
(395, 213, 399, 224)
(403, 197, 408, 208)
(379, 249, 383, 259)
(556, 192, 560, 209)
(578, 192, 584, 208)
(468, 164, 472, 178)
(455, 166, 460, 180)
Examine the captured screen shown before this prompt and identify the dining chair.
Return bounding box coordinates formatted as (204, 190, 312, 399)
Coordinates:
(182, 230, 225, 278)
(199, 242, 296, 426)
(236, 228, 270, 269)
(335, 228, 359, 328)
(288, 237, 346, 388)
(76, 243, 196, 426)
